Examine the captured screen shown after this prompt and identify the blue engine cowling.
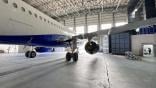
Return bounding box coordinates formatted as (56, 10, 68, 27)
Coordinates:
(35, 47, 54, 53)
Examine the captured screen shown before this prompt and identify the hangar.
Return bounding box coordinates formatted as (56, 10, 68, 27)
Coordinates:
(0, 0, 155, 88)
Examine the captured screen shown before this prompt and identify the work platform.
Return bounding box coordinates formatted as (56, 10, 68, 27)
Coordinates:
(0, 52, 155, 88)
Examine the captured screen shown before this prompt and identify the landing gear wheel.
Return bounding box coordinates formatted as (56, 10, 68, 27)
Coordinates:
(73, 53, 78, 62)
(66, 52, 71, 62)
(25, 51, 31, 58)
(30, 51, 37, 58)
(25, 51, 36, 58)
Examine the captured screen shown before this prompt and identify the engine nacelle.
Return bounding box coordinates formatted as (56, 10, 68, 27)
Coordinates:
(85, 41, 99, 54)
(35, 47, 53, 53)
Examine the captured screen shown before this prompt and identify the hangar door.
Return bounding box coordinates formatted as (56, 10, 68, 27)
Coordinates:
(110, 32, 131, 55)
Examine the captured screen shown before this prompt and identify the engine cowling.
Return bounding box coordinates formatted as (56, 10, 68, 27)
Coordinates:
(85, 41, 99, 54)
(35, 47, 53, 53)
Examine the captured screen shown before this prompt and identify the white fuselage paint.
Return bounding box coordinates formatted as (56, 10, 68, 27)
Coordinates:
(0, 0, 74, 36)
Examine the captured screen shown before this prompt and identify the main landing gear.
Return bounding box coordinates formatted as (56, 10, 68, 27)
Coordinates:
(66, 37, 78, 62)
(25, 51, 37, 58)
(66, 52, 78, 62)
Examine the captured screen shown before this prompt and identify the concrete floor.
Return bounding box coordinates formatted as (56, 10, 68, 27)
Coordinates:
(105, 55, 156, 88)
(0, 52, 155, 88)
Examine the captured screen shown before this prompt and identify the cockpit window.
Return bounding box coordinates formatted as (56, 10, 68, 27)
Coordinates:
(44, 18, 46, 22)
(13, 3, 18, 8)
(3, 0, 8, 4)
(34, 14, 38, 18)
(28, 11, 32, 15)
(21, 7, 25, 12)
(39, 16, 42, 20)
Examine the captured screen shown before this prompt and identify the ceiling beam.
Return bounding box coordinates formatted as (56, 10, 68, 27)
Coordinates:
(54, 5, 127, 21)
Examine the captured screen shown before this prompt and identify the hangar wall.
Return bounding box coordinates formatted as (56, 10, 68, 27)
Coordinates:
(0, 44, 18, 53)
(65, 13, 127, 26)
(63, 13, 127, 31)
(131, 34, 156, 56)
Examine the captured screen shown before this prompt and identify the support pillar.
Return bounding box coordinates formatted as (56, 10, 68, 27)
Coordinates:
(108, 12, 116, 35)
(73, 17, 76, 34)
(143, 2, 147, 20)
(84, 14, 88, 33)
(63, 20, 66, 26)
(98, 13, 102, 51)
(98, 13, 101, 31)
(112, 12, 116, 27)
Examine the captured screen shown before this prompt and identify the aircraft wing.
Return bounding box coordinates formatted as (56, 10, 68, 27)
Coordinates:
(75, 17, 156, 39)
(110, 17, 156, 34)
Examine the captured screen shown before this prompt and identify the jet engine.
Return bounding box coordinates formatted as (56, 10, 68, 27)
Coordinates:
(85, 41, 99, 54)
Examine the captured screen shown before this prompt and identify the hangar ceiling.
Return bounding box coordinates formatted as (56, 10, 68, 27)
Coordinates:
(23, 0, 129, 20)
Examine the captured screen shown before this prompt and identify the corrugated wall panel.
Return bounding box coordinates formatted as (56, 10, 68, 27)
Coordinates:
(101, 14, 113, 24)
(115, 13, 128, 22)
(110, 32, 131, 55)
(65, 19, 74, 27)
(64, 12, 128, 28)
(87, 15, 98, 25)
(76, 17, 85, 26)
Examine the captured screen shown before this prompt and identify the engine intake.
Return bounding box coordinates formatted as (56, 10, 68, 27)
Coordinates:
(85, 41, 99, 54)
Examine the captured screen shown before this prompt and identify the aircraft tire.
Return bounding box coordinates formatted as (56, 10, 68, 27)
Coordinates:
(66, 52, 71, 62)
(73, 53, 78, 62)
(25, 51, 31, 58)
(30, 51, 37, 58)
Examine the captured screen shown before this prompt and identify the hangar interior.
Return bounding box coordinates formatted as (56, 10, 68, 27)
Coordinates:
(1, 0, 155, 58)
(0, 0, 156, 88)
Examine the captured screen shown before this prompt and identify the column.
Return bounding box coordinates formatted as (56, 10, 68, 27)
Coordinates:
(98, 13, 102, 50)
(112, 12, 116, 27)
(63, 20, 66, 26)
(84, 14, 88, 33)
(73, 17, 76, 34)
(98, 13, 101, 31)
(143, 2, 147, 20)
(108, 12, 116, 35)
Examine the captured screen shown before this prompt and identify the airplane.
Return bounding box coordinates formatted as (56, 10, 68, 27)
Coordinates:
(0, 0, 100, 62)
(0, 0, 156, 62)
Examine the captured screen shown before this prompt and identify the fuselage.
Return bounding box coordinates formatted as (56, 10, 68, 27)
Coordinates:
(0, 0, 74, 47)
